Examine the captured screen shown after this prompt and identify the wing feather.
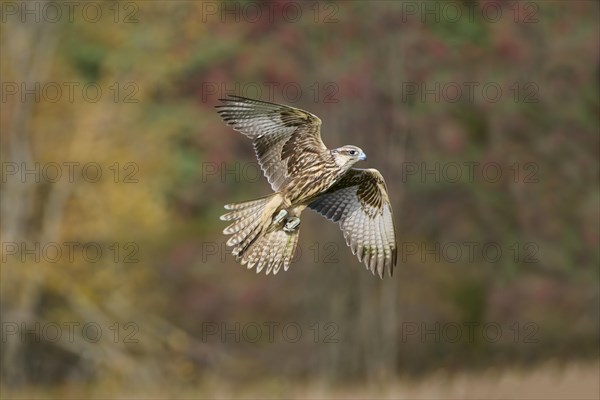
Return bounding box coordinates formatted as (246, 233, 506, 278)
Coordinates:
(309, 168, 397, 278)
(216, 95, 326, 191)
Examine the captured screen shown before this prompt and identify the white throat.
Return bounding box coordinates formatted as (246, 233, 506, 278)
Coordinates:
(333, 153, 348, 168)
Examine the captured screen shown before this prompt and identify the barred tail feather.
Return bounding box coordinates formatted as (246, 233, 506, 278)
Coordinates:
(220, 193, 284, 260)
(241, 229, 299, 275)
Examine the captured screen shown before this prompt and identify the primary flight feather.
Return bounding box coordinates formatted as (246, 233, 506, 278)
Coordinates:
(216, 95, 397, 278)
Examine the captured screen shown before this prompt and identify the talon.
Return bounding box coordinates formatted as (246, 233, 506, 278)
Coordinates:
(283, 217, 301, 232)
(272, 209, 288, 225)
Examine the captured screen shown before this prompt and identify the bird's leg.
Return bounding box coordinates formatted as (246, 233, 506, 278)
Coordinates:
(283, 217, 301, 232)
(272, 209, 288, 225)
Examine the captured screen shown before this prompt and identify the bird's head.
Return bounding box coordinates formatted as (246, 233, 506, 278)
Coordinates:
(331, 145, 367, 171)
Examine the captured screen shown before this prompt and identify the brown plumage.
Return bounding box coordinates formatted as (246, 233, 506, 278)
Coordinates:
(216, 96, 397, 278)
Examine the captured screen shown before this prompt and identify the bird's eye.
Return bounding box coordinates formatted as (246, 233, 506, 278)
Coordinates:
(349, 150, 356, 155)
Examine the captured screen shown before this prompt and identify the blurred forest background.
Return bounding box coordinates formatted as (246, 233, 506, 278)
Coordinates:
(1, 1, 598, 398)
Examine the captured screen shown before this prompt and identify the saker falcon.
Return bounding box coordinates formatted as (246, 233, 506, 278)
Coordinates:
(216, 96, 397, 278)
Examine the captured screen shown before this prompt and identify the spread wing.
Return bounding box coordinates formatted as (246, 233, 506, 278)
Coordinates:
(215, 95, 327, 191)
(308, 168, 397, 278)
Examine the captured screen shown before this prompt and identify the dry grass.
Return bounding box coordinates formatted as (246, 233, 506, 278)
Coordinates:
(3, 360, 598, 399)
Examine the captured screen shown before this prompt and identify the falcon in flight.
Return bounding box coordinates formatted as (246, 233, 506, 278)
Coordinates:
(216, 96, 397, 278)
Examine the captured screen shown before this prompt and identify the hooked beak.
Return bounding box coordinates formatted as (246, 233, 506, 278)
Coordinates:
(359, 152, 367, 161)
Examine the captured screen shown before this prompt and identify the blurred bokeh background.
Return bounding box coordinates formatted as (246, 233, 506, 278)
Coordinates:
(1, 1, 598, 398)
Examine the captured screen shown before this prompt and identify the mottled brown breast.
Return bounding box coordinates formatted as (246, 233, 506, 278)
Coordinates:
(282, 153, 345, 205)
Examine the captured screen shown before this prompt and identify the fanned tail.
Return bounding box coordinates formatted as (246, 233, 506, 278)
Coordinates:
(220, 194, 279, 257)
(242, 229, 299, 275)
(220, 193, 299, 274)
